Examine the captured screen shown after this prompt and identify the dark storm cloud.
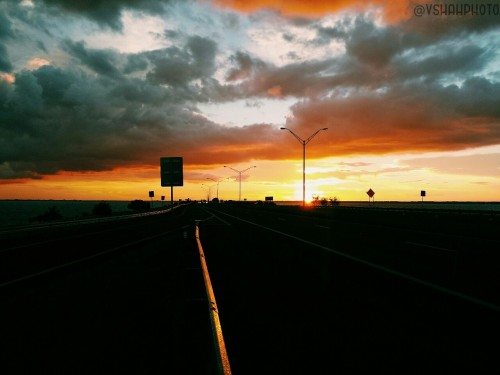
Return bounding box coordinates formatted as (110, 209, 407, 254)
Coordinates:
(0, 10, 13, 39)
(0, 58, 285, 179)
(146, 35, 218, 86)
(1, 0, 500, 182)
(403, 1, 500, 39)
(311, 13, 496, 79)
(225, 51, 267, 81)
(36, 0, 171, 30)
(314, 25, 346, 46)
(393, 44, 490, 80)
(0, 44, 12, 72)
(242, 59, 336, 97)
(0, 65, 151, 177)
(226, 13, 498, 100)
(124, 54, 149, 74)
(221, 12, 500, 156)
(344, 17, 403, 68)
(284, 79, 500, 157)
(282, 33, 295, 42)
(192, 6, 500, 157)
(444, 77, 500, 118)
(2, 2, 54, 41)
(36, 40, 48, 53)
(0, 10, 13, 72)
(224, 51, 354, 98)
(62, 40, 122, 79)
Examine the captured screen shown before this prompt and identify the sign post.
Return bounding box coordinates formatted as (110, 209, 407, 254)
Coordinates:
(421, 190, 426, 202)
(367, 188, 375, 204)
(149, 190, 154, 208)
(160, 157, 183, 210)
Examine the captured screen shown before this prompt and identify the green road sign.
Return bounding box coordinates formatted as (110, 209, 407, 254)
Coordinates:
(160, 157, 183, 186)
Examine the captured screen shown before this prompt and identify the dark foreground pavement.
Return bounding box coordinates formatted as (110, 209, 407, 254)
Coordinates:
(1, 202, 499, 374)
(0, 205, 219, 375)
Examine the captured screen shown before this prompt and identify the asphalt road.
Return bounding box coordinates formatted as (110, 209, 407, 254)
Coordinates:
(1, 202, 499, 374)
(0, 204, 219, 375)
(198, 203, 500, 374)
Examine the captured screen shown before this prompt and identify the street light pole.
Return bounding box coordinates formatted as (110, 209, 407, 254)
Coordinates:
(201, 183, 214, 202)
(206, 177, 228, 201)
(280, 127, 328, 208)
(224, 165, 256, 201)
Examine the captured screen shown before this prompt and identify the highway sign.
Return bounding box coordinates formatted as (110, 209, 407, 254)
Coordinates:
(161, 157, 183, 186)
(367, 188, 375, 198)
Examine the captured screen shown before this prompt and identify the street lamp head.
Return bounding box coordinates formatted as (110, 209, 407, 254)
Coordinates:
(280, 126, 328, 208)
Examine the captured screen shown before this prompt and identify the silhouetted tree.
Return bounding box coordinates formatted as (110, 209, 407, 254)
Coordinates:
(312, 195, 341, 207)
(329, 197, 340, 206)
(312, 195, 321, 206)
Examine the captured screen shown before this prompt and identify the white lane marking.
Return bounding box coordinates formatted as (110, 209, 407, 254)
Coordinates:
(406, 241, 455, 253)
(0, 225, 190, 289)
(198, 209, 231, 226)
(203, 207, 500, 312)
(315, 225, 329, 229)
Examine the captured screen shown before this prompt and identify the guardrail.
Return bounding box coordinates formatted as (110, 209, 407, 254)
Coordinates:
(0, 204, 187, 234)
(195, 221, 232, 375)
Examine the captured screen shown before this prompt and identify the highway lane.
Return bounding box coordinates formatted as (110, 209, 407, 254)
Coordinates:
(202, 203, 500, 308)
(198, 203, 500, 374)
(0, 205, 194, 286)
(1, 202, 498, 374)
(0, 203, 222, 375)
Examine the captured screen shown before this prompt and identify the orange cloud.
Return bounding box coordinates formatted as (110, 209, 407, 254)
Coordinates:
(26, 57, 51, 70)
(0, 73, 15, 83)
(283, 92, 500, 160)
(210, 0, 412, 23)
(266, 85, 282, 97)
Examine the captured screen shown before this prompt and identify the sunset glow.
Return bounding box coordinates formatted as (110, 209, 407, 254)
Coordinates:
(0, 1, 499, 202)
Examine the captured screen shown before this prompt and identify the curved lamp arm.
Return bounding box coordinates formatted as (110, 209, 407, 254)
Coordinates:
(280, 127, 328, 145)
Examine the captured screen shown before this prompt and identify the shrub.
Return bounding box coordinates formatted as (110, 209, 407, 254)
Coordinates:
(30, 205, 62, 222)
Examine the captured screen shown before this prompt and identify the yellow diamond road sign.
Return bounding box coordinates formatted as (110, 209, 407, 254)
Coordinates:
(367, 188, 375, 198)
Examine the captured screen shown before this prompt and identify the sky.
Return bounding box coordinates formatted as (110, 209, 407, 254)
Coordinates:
(0, 0, 499, 203)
